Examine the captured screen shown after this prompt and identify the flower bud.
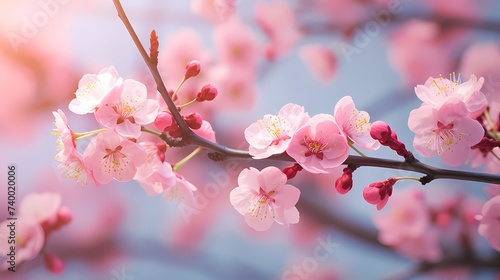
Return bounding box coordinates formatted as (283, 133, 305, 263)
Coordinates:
(184, 60, 201, 80)
(184, 112, 203, 130)
(335, 166, 354, 195)
(370, 121, 410, 158)
(363, 178, 397, 210)
(44, 253, 65, 275)
(154, 111, 174, 132)
(196, 84, 218, 102)
(472, 136, 500, 154)
(281, 164, 303, 180)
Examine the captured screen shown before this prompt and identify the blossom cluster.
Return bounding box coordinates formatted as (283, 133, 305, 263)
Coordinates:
(53, 64, 217, 206)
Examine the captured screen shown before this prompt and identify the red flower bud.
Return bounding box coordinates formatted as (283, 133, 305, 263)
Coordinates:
(154, 111, 174, 132)
(335, 166, 354, 194)
(282, 164, 303, 180)
(362, 178, 397, 210)
(370, 121, 410, 158)
(472, 136, 500, 155)
(184, 60, 201, 80)
(196, 84, 218, 102)
(44, 253, 65, 275)
(183, 112, 203, 130)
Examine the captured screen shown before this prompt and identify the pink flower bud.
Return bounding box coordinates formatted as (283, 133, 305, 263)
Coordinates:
(41, 206, 72, 235)
(281, 164, 303, 180)
(168, 125, 182, 138)
(184, 112, 203, 130)
(44, 253, 65, 275)
(184, 60, 201, 80)
(335, 166, 354, 195)
(196, 84, 218, 102)
(154, 111, 174, 132)
(473, 136, 500, 154)
(370, 121, 410, 158)
(363, 178, 397, 210)
(168, 88, 177, 102)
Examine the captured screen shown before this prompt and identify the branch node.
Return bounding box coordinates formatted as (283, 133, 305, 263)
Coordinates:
(419, 175, 433, 185)
(208, 152, 226, 162)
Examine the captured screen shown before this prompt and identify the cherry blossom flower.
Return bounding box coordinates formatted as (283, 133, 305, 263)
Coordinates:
(334, 96, 380, 150)
(409, 98, 484, 166)
(230, 167, 300, 231)
(395, 229, 443, 262)
(162, 173, 197, 205)
(209, 65, 257, 111)
(58, 150, 98, 187)
(191, 0, 235, 24)
(300, 45, 337, 82)
(286, 114, 349, 173)
(0, 219, 45, 270)
(478, 195, 500, 252)
(95, 79, 159, 138)
(69, 66, 122, 115)
(415, 74, 487, 118)
(363, 178, 397, 210)
(52, 109, 76, 162)
(135, 141, 167, 181)
(83, 130, 147, 184)
(245, 103, 310, 159)
(214, 18, 258, 73)
(137, 161, 177, 197)
(20, 192, 61, 224)
(255, 0, 301, 60)
(194, 120, 216, 143)
(374, 188, 430, 245)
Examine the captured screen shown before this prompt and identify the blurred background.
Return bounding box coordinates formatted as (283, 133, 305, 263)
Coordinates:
(1, 0, 500, 279)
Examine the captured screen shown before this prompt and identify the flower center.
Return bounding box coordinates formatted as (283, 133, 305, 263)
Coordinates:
(303, 134, 327, 159)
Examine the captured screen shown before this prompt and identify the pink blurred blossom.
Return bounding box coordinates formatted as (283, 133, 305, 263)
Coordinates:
(388, 19, 460, 86)
(300, 45, 337, 82)
(286, 114, 349, 173)
(230, 167, 300, 231)
(20, 192, 61, 224)
(484, 185, 500, 197)
(191, 0, 236, 24)
(409, 98, 484, 166)
(194, 120, 216, 143)
(374, 188, 430, 245)
(334, 96, 379, 150)
(255, 1, 302, 60)
(214, 18, 259, 73)
(209, 65, 257, 111)
(83, 130, 147, 184)
(478, 195, 500, 252)
(95, 79, 159, 138)
(0, 219, 44, 270)
(245, 103, 310, 159)
(395, 229, 443, 262)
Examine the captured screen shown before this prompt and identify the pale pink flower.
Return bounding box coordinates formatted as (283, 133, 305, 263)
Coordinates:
(52, 109, 76, 162)
(409, 98, 484, 166)
(374, 188, 430, 245)
(334, 96, 380, 150)
(230, 167, 300, 231)
(209, 65, 257, 111)
(478, 195, 500, 252)
(255, 1, 302, 60)
(415, 74, 487, 118)
(191, 0, 235, 24)
(83, 130, 147, 184)
(20, 192, 61, 224)
(58, 150, 98, 187)
(137, 162, 177, 197)
(245, 103, 310, 159)
(388, 19, 457, 86)
(214, 18, 258, 73)
(300, 45, 337, 82)
(395, 229, 443, 262)
(286, 114, 349, 173)
(135, 141, 167, 181)
(69, 66, 122, 115)
(95, 79, 159, 138)
(194, 120, 216, 143)
(0, 219, 45, 269)
(162, 173, 197, 205)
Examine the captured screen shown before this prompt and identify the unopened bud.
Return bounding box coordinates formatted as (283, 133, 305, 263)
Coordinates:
(44, 253, 65, 275)
(154, 111, 174, 132)
(370, 121, 410, 158)
(362, 178, 397, 210)
(184, 112, 203, 130)
(282, 164, 303, 180)
(335, 166, 355, 195)
(196, 84, 218, 102)
(184, 60, 201, 80)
